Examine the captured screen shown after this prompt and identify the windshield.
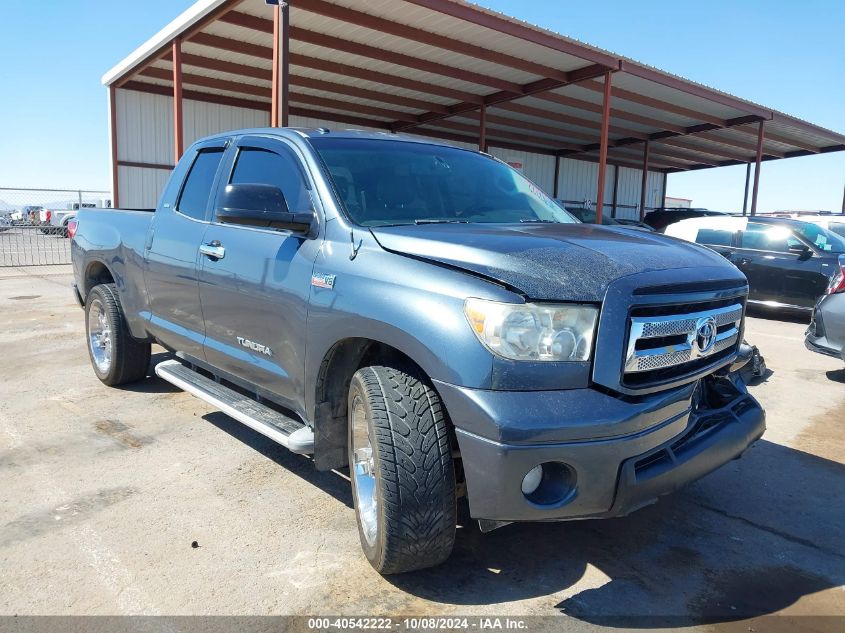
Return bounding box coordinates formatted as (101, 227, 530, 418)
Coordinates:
(309, 137, 576, 226)
(795, 222, 845, 253)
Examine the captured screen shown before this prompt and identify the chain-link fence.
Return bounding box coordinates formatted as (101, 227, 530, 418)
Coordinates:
(0, 188, 111, 266)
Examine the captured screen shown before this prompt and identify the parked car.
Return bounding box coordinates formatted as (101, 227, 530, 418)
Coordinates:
(0, 215, 11, 233)
(41, 204, 90, 235)
(644, 207, 731, 232)
(559, 205, 654, 230)
(614, 217, 655, 231)
(805, 257, 845, 362)
(664, 216, 845, 312)
(58, 214, 76, 237)
(22, 206, 45, 225)
(66, 217, 78, 241)
(72, 129, 764, 574)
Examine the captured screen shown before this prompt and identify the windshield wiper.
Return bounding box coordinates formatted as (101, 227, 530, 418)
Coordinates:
(519, 219, 557, 223)
(414, 219, 471, 225)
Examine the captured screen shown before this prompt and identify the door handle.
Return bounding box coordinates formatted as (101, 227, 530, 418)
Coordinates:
(737, 257, 751, 266)
(200, 241, 225, 260)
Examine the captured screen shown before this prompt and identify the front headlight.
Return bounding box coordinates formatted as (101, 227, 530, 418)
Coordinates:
(464, 298, 598, 362)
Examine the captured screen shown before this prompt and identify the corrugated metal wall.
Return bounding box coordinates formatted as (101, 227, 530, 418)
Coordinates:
(115, 89, 270, 208)
(114, 89, 665, 215)
(488, 147, 556, 193)
(184, 100, 269, 147)
(556, 158, 608, 207)
(555, 159, 665, 220)
(115, 90, 173, 168)
(117, 166, 171, 210)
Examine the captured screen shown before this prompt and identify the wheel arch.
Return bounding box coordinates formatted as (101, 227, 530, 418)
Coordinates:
(312, 337, 448, 471)
(83, 260, 116, 298)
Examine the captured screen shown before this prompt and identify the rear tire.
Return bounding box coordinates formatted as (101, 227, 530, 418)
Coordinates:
(85, 283, 151, 386)
(348, 364, 456, 574)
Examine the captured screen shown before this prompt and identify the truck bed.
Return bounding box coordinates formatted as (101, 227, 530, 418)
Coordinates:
(71, 207, 157, 338)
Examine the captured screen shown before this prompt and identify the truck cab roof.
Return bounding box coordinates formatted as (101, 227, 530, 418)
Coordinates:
(199, 127, 463, 150)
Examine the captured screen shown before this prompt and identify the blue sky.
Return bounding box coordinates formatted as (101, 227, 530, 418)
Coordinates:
(1, 1, 843, 211)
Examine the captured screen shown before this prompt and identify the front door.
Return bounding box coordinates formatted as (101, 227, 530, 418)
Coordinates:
(735, 222, 823, 309)
(144, 140, 227, 358)
(197, 135, 321, 413)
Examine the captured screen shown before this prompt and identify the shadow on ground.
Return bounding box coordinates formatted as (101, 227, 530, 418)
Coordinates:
(826, 368, 845, 383)
(388, 439, 844, 626)
(206, 406, 844, 627)
(203, 411, 353, 510)
(115, 352, 181, 394)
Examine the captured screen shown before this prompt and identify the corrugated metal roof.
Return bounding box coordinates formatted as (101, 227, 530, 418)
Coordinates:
(104, 0, 845, 172)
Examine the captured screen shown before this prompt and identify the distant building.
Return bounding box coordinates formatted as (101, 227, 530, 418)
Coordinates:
(664, 197, 693, 209)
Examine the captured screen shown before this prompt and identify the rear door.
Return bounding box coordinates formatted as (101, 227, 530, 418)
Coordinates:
(143, 139, 227, 359)
(690, 225, 737, 260)
(735, 222, 824, 308)
(197, 135, 321, 411)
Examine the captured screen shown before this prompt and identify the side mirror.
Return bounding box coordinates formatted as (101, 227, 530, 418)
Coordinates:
(216, 184, 313, 233)
(788, 242, 811, 256)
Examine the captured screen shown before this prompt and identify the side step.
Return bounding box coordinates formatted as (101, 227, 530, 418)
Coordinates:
(155, 360, 314, 454)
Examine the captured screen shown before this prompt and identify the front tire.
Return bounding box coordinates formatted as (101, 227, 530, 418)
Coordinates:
(85, 283, 151, 386)
(348, 365, 456, 574)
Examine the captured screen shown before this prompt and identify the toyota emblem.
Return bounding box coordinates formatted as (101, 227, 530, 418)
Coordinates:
(694, 316, 718, 355)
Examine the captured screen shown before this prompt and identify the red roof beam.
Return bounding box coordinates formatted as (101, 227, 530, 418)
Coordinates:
(391, 63, 613, 132)
(401, 0, 620, 68)
(294, 0, 570, 81)
(188, 32, 483, 103)
(219, 11, 522, 92)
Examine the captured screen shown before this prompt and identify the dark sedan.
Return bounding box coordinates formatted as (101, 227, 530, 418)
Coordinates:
(665, 216, 845, 312)
(559, 205, 654, 230)
(643, 207, 731, 232)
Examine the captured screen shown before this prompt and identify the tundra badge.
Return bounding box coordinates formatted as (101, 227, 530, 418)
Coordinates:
(237, 337, 272, 357)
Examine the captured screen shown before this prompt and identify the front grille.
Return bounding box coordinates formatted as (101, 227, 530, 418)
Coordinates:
(623, 301, 743, 387)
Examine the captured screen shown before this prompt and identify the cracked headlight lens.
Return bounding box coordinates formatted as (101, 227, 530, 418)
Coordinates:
(464, 298, 598, 362)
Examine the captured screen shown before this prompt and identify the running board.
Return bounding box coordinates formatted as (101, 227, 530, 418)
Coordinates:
(155, 360, 314, 454)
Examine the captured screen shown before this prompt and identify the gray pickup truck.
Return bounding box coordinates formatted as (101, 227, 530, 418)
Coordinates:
(72, 128, 765, 574)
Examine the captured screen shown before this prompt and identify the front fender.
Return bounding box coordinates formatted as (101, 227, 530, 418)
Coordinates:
(304, 231, 517, 422)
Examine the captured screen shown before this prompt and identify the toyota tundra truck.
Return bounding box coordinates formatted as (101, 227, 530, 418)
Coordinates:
(71, 128, 765, 574)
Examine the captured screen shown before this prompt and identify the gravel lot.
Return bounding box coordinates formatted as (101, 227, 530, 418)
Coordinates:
(1, 265, 843, 630)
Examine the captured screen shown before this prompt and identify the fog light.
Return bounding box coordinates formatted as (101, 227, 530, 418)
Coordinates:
(521, 462, 577, 506)
(521, 465, 543, 495)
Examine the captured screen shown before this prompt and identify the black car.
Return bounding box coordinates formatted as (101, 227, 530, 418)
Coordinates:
(560, 205, 654, 230)
(665, 216, 845, 312)
(644, 207, 731, 232)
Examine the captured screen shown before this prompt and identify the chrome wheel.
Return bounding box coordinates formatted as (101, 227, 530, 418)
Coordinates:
(350, 394, 378, 547)
(87, 298, 112, 374)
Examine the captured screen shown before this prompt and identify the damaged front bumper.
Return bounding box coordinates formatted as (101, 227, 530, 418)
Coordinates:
(436, 375, 765, 525)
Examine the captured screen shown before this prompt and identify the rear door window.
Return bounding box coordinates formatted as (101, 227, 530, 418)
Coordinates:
(695, 228, 734, 247)
(176, 149, 225, 220)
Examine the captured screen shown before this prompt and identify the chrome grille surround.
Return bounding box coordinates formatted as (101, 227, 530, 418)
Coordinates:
(625, 303, 743, 374)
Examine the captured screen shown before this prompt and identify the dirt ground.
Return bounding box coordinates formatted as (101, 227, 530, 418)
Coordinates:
(1, 265, 843, 630)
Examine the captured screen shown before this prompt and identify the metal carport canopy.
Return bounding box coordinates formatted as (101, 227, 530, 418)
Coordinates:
(102, 0, 845, 213)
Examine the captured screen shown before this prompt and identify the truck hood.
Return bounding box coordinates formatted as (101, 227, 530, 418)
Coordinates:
(369, 222, 737, 301)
